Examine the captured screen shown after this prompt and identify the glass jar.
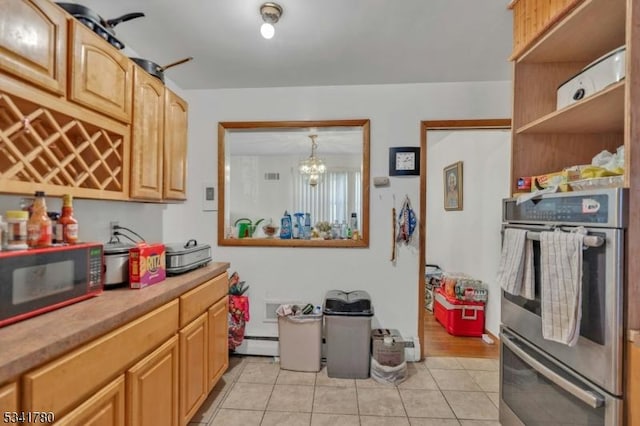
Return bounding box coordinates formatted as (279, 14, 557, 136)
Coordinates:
(6, 210, 29, 250)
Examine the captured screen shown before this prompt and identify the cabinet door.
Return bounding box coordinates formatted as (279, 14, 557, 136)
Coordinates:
(55, 375, 125, 426)
(179, 312, 208, 425)
(163, 89, 188, 200)
(0, 0, 67, 95)
(130, 66, 165, 200)
(208, 297, 229, 391)
(69, 21, 132, 123)
(0, 382, 17, 414)
(127, 335, 179, 426)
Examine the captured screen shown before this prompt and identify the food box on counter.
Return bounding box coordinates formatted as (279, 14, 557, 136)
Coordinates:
(129, 243, 166, 289)
(531, 168, 581, 192)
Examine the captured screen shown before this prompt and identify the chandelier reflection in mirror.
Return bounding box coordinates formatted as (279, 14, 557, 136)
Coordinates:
(299, 134, 326, 186)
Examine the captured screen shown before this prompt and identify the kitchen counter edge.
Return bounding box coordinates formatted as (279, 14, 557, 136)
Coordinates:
(0, 262, 230, 384)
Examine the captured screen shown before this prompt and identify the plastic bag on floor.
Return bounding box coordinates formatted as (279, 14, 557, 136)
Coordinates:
(370, 357, 408, 385)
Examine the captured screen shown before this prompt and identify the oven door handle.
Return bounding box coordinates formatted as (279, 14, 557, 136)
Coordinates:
(502, 334, 605, 408)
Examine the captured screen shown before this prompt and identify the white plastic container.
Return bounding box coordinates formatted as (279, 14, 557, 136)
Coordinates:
(557, 45, 626, 110)
(278, 313, 323, 372)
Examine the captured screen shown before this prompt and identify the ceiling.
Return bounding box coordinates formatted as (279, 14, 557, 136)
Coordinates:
(70, 0, 513, 90)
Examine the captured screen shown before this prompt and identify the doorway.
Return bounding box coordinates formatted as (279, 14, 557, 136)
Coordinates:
(418, 119, 511, 359)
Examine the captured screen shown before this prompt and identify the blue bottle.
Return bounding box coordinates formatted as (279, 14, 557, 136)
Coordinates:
(280, 211, 292, 239)
(293, 212, 304, 239)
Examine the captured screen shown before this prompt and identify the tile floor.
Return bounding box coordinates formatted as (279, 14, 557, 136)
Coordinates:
(187, 355, 501, 426)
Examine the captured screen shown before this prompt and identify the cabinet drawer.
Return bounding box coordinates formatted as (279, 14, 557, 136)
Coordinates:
(23, 300, 179, 416)
(55, 375, 125, 426)
(179, 273, 228, 328)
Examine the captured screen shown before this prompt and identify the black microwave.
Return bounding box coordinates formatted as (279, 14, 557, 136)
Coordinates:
(0, 242, 104, 327)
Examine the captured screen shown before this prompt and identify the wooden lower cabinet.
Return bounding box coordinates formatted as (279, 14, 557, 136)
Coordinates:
(13, 273, 228, 426)
(208, 297, 229, 391)
(127, 335, 179, 426)
(0, 382, 17, 415)
(179, 312, 209, 426)
(55, 375, 125, 426)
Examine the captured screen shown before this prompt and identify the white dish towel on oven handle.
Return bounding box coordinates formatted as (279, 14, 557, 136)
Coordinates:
(540, 227, 586, 346)
(496, 228, 534, 300)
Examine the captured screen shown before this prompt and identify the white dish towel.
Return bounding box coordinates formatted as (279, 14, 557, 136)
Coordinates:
(496, 228, 534, 299)
(540, 229, 585, 346)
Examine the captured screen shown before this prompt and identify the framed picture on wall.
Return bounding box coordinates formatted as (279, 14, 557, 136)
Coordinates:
(443, 161, 463, 211)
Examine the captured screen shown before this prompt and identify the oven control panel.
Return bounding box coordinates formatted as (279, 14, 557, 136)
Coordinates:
(503, 188, 627, 227)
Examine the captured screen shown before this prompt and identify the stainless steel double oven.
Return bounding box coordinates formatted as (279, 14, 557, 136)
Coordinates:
(500, 188, 627, 426)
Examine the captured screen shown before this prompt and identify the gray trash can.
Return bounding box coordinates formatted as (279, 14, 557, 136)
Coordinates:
(323, 290, 374, 379)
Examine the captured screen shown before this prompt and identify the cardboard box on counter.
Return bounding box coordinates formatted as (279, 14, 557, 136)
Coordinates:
(531, 168, 581, 192)
(129, 243, 166, 289)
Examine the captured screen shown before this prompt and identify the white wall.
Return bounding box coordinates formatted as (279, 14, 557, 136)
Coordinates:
(162, 81, 511, 344)
(426, 130, 511, 335)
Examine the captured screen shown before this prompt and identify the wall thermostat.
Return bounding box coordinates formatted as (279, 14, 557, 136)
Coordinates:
(373, 176, 390, 187)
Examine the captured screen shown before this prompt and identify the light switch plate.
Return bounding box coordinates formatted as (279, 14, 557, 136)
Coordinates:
(202, 182, 216, 211)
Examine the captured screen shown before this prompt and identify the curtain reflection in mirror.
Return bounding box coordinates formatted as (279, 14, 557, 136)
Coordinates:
(293, 168, 361, 228)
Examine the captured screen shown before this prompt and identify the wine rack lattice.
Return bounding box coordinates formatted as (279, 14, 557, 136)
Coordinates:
(0, 92, 125, 192)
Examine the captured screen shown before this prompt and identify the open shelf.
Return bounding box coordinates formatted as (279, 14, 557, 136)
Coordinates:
(518, 0, 626, 63)
(516, 81, 625, 134)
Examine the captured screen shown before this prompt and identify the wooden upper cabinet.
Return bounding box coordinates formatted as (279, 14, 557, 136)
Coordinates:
(0, 0, 67, 95)
(68, 21, 132, 124)
(130, 66, 165, 200)
(163, 89, 188, 200)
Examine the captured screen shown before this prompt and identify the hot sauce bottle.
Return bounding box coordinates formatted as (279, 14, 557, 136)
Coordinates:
(59, 194, 79, 244)
(27, 191, 52, 248)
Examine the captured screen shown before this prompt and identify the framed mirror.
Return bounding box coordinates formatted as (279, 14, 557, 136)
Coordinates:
(218, 119, 370, 247)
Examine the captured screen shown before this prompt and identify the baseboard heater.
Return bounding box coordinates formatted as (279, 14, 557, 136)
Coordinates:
(233, 335, 421, 361)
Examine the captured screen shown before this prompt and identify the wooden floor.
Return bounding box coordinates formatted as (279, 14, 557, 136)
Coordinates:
(423, 309, 499, 358)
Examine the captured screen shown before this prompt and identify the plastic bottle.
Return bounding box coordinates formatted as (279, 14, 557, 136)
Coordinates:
(280, 211, 292, 239)
(350, 212, 358, 231)
(48, 212, 61, 244)
(331, 220, 341, 239)
(59, 194, 79, 244)
(27, 191, 52, 248)
(303, 213, 311, 239)
(0, 215, 6, 251)
(340, 220, 348, 239)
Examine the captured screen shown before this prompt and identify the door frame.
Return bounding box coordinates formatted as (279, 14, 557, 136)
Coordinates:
(418, 119, 511, 359)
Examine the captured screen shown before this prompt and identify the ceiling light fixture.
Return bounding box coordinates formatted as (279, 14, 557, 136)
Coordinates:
(260, 2, 282, 40)
(299, 134, 326, 187)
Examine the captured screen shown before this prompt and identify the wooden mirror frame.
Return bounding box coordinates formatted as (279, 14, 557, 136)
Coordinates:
(217, 119, 370, 247)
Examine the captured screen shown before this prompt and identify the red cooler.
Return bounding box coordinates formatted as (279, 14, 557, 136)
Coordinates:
(434, 288, 485, 337)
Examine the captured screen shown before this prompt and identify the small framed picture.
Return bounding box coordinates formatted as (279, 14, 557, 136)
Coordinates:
(389, 147, 420, 176)
(443, 161, 463, 211)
